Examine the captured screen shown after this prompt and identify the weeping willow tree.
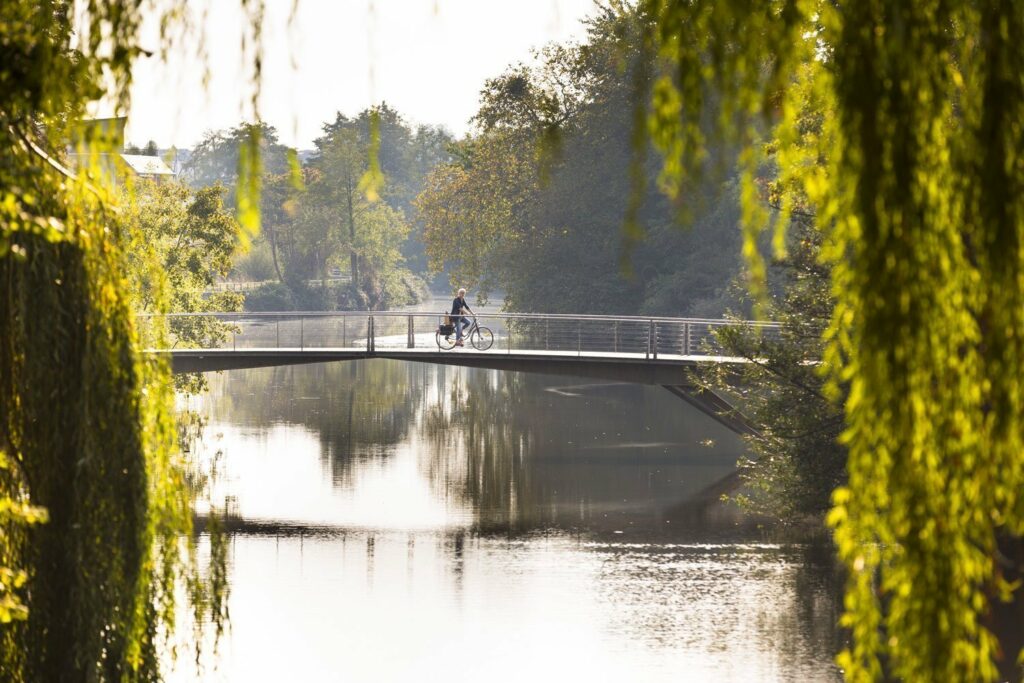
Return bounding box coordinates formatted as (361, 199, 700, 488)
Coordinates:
(0, 1, 256, 679)
(636, 0, 1024, 679)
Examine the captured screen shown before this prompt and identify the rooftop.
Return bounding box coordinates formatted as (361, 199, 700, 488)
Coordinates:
(119, 154, 174, 176)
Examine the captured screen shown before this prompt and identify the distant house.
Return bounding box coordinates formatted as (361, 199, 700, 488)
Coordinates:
(119, 154, 174, 179)
(68, 117, 175, 184)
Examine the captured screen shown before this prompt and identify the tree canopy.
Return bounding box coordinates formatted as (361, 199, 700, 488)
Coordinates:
(193, 108, 450, 311)
(415, 10, 746, 316)
(638, 0, 1024, 679)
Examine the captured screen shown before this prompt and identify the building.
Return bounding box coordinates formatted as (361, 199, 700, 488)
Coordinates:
(68, 117, 175, 183)
(118, 154, 175, 179)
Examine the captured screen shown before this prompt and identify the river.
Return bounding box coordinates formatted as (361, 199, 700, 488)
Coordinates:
(168, 341, 844, 681)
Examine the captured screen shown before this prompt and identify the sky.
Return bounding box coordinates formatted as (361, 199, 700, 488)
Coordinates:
(124, 0, 598, 150)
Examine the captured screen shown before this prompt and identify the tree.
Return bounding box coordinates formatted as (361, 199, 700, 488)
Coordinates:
(474, 42, 593, 158)
(258, 170, 303, 281)
(199, 106, 448, 304)
(124, 139, 158, 155)
(124, 181, 242, 314)
(638, 0, 1024, 679)
(352, 201, 412, 309)
(404, 124, 454, 275)
(416, 130, 540, 300)
(0, 2, 240, 678)
(706, 217, 845, 521)
(416, 9, 744, 316)
(308, 126, 366, 289)
(316, 104, 431, 210)
(287, 107, 422, 309)
(183, 122, 291, 189)
(122, 181, 243, 393)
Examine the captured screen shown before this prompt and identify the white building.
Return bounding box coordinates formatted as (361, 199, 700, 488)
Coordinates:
(68, 117, 175, 183)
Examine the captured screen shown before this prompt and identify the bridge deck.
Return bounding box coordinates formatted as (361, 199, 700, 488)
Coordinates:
(158, 346, 747, 384)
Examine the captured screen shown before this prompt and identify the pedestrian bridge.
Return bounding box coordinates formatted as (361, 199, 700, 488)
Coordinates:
(145, 311, 779, 435)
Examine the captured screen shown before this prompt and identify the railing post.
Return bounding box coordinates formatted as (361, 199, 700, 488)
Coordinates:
(545, 318, 549, 351)
(300, 317, 304, 351)
(407, 315, 414, 349)
(367, 315, 373, 353)
(613, 321, 619, 353)
(276, 319, 280, 348)
(647, 320, 653, 360)
(343, 317, 347, 348)
(652, 320, 658, 359)
(577, 320, 582, 356)
(684, 322, 690, 356)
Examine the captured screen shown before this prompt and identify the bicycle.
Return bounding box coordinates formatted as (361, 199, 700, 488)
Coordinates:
(436, 315, 494, 351)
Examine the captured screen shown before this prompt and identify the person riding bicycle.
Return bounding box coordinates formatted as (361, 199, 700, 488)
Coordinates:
(450, 288, 474, 347)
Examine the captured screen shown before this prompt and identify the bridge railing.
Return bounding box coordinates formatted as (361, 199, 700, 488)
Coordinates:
(139, 311, 782, 359)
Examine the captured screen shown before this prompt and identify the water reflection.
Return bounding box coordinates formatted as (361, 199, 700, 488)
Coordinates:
(173, 360, 843, 682)
(196, 360, 744, 534)
(419, 368, 748, 535)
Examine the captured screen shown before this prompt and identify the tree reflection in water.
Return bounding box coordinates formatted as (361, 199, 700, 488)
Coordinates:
(419, 363, 747, 535)
(204, 359, 751, 534)
(203, 360, 428, 487)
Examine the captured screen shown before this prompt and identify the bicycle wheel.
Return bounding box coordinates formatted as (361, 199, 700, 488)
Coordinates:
(436, 330, 456, 350)
(471, 326, 494, 350)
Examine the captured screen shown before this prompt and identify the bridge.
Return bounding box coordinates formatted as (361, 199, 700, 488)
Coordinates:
(145, 311, 778, 435)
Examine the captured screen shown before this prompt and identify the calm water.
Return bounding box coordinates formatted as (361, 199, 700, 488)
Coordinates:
(168, 357, 843, 682)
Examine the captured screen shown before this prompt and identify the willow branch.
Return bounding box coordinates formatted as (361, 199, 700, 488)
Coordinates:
(10, 124, 110, 204)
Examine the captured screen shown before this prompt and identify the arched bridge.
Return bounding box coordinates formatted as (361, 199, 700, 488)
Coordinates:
(145, 312, 778, 435)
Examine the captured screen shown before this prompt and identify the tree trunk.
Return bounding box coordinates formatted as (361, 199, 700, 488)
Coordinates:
(268, 228, 284, 282)
(345, 176, 359, 293)
(991, 535, 1024, 681)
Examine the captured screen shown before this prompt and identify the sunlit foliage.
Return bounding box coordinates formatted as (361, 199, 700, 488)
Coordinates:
(0, 1, 236, 679)
(0, 451, 47, 625)
(124, 181, 243, 316)
(638, 0, 1024, 679)
(124, 180, 244, 394)
(191, 107, 445, 310)
(185, 122, 289, 250)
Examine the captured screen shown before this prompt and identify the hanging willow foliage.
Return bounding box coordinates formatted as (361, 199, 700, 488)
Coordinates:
(0, 1, 265, 679)
(637, 0, 1024, 680)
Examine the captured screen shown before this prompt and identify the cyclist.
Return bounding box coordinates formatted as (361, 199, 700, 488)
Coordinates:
(450, 288, 474, 347)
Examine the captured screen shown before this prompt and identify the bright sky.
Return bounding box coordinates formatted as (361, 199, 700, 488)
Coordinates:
(125, 0, 597, 149)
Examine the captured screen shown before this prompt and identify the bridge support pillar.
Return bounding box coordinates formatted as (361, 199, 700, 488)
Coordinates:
(662, 385, 760, 437)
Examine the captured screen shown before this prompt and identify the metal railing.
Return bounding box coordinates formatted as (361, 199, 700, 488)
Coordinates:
(139, 311, 782, 360)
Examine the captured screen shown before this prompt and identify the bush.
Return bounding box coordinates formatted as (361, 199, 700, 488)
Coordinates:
(243, 282, 294, 311)
(242, 271, 430, 312)
(373, 271, 430, 309)
(232, 240, 277, 282)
